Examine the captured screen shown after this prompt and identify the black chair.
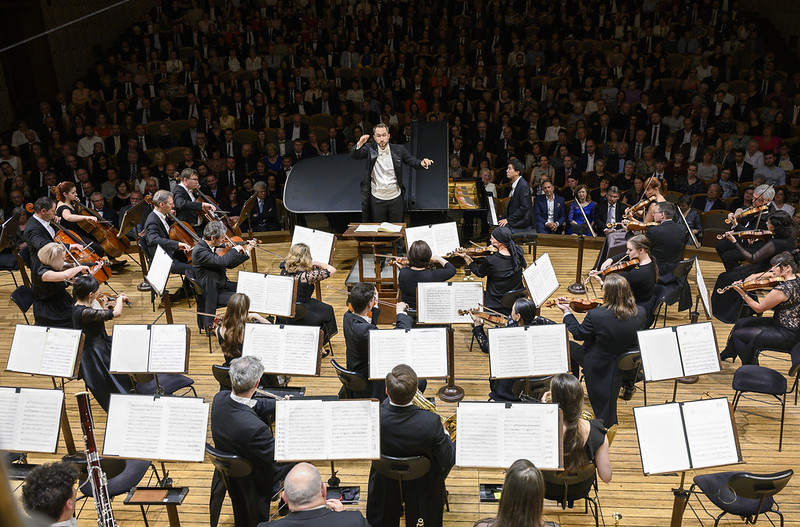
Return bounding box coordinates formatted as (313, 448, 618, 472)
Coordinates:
(183, 266, 202, 310)
(212, 364, 233, 390)
(131, 373, 197, 397)
(651, 257, 696, 327)
(616, 349, 644, 404)
(16, 246, 31, 287)
(543, 463, 601, 527)
(206, 443, 256, 527)
(330, 359, 367, 398)
(10, 285, 34, 324)
(0, 251, 19, 288)
(511, 228, 538, 255)
(501, 288, 528, 311)
(690, 470, 793, 526)
(511, 376, 553, 400)
(371, 455, 437, 515)
(78, 458, 154, 499)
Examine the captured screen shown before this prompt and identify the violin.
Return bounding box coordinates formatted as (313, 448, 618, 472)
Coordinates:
(716, 276, 786, 294)
(625, 195, 657, 219)
(73, 200, 131, 257)
(544, 298, 604, 312)
(716, 230, 773, 241)
(387, 257, 409, 268)
(457, 308, 507, 325)
(725, 203, 770, 224)
(446, 246, 497, 258)
(606, 220, 659, 231)
(51, 223, 112, 282)
(600, 258, 640, 276)
(195, 187, 242, 237)
(214, 236, 260, 256)
(96, 292, 133, 307)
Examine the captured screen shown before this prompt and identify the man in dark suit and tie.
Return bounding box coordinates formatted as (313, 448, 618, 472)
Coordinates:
(533, 180, 566, 233)
(103, 124, 127, 156)
(211, 356, 295, 527)
(142, 190, 193, 274)
(691, 183, 728, 212)
(23, 197, 60, 276)
(284, 114, 310, 142)
(498, 159, 532, 231)
(366, 364, 455, 527)
(645, 201, 688, 279)
(594, 186, 627, 234)
(257, 463, 368, 527)
(343, 283, 415, 399)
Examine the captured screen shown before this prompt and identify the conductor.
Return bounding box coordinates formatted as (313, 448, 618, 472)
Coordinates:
(351, 123, 434, 222)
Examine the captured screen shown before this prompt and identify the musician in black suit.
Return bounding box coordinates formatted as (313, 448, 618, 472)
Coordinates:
(343, 283, 416, 399)
(173, 168, 216, 231)
(23, 197, 59, 276)
(366, 364, 455, 527)
(351, 123, 433, 222)
(257, 463, 368, 527)
(142, 190, 192, 274)
(555, 274, 647, 427)
(499, 159, 532, 231)
(211, 356, 295, 527)
(645, 201, 688, 279)
(594, 186, 627, 235)
(192, 221, 255, 329)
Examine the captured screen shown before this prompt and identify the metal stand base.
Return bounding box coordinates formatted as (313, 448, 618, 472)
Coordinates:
(137, 281, 152, 292)
(567, 282, 586, 294)
(438, 385, 465, 402)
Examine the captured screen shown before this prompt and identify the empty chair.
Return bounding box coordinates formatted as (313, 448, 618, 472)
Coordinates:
(330, 358, 367, 398)
(690, 470, 793, 526)
(131, 373, 197, 397)
(10, 285, 34, 324)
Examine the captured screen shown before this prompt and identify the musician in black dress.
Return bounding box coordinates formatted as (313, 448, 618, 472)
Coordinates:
(592, 234, 657, 311)
(712, 210, 796, 323)
(470, 297, 556, 401)
(33, 242, 99, 328)
(556, 274, 647, 426)
(280, 243, 338, 343)
(397, 240, 456, 311)
(720, 252, 800, 364)
(715, 184, 775, 271)
(459, 226, 527, 315)
(71, 274, 133, 411)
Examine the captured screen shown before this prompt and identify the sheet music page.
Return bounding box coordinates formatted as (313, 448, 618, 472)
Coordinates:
(292, 226, 335, 264)
(149, 325, 188, 372)
(236, 271, 268, 312)
(243, 324, 319, 375)
(41, 328, 82, 378)
(452, 282, 484, 323)
(487, 196, 498, 225)
(146, 245, 172, 295)
(328, 400, 380, 459)
(676, 323, 720, 377)
(104, 395, 164, 459)
(530, 324, 570, 376)
(405, 223, 460, 256)
(17, 389, 63, 453)
(417, 283, 455, 324)
(354, 224, 379, 232)
(162, 397, 209, 462)
(456, 402, 503, 467)
(408, 328, 448, 378)
(695, 260, 712, 318)
(6, 325, 48, 374)
(503, 404, 561, 469)
(633, 403, 691, 474)
(682, 398, 739, 469)
(263, 275, 296, 316)
(110, 325, 151, 372)
(377, 222, 402, 233)
(638, 327, 684, 382)
(368, 329, 410, 379)
(488, 327, 532, 378)
(0, 388, 20, 450)
(523, 254, 560, 307)
(275, 400, 327, 461)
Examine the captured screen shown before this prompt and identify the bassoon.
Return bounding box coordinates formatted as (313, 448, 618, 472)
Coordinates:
(75, 392, 117, 527)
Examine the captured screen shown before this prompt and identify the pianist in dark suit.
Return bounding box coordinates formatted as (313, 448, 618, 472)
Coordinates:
(142, 189, 192, 274)
(499, 158, 533, 231)
(351, 123, 433, 223)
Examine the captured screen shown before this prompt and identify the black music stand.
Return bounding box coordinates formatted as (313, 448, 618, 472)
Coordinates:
(0, 213, 20, 253)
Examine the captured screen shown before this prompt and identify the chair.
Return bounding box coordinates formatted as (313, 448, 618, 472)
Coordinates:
(212, 364, 233, 390)
(651, 257, 696, 327)
(78, 458, 154, 501)
(542, 463, 601, 527)
(330, 358, 367, 398)
(10, 285, 34, 324)
(501, 288, 528, 311)
(690, 470, 793, 526)
(371, 455, 435, 515)
(16, 246, 31, 287)
(614, 350, 644, 410)
(131, 373, 197, 397)
(206, 443, 256, 527)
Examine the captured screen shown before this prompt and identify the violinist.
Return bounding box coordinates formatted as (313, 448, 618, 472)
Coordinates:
(143, 189, 193, 274)
(470, 297, 556, 401)
(34, 242, 101, 328)
(716, 184, 776, 272)
(72, 274, 133, 411)
(719, 252, 800, 364)
(645, 202, 687, 280)
(458, 226, 527, 315)
(173, 168, 216, 232)
(55, 182, 127, 268)
(638, 177, 667, 223)
(712, 210, 795, 323)
(192, 221, 254, 330)
(591, 234, 657, 309)
(398, 240, 456, 313)
(555, 274, 647, 426)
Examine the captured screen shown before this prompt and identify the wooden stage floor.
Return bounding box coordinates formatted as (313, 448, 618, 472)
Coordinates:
(3, 235, 799, 527)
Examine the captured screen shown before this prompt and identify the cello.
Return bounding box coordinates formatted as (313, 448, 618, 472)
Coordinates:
(143, 195, 200, 263)
(72, 200, 131, 258)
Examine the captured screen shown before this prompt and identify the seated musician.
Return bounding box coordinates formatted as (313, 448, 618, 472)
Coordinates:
(459, 226, 527, 315)
(634, 177, 667, 223)
(533, 179, 566, 234)
(720, 251, 800, 364)
(34, 242, 101, 328)
(24, 197, 62, 275)
(72, 274, 133, 411)
(343, 282, 418, 399)
(143, 189, 192, 274)
(366, 364, 455, 527)
(217, 292, 281, 388)
(645, 201, 688, 281)
(397, 240, 456, 312)
(192, 220, 255, 330)
(279, 243, 337, 344)
(712, 210, 795, 324)
(474, 460, 561, 527)
(173, 168, 215, 234)
(21, 462, 79, 527)
(555, 274, 647, 425)
(54, 181, 126, 268)
(591, 234, 657, 312)
(470, 297, 556, 401)
(210, 356, 296, 526)
(715, 184, 776, 272)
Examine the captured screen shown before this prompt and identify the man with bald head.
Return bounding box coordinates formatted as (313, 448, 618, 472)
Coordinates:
(256, 463, 367, 526)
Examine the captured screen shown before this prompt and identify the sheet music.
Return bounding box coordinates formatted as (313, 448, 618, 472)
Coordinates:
(6, 325, 48, 374)
(368, 328, 448, 379)
(487, 196, 498, 225)
(638, 327, 684, 381)
(7, 325, 81, 378)
(488, 325, 568, 378)
(456, 402, 504, 467)
(236, 272, 296, 316)
(417, 282, 483, 324)
(40, 328, 81, 378)
(236, 271, 266, 310)
(110, 325, 152, 372)
(292, 226, 335, 264)
(405, 222, 461, 256)
(0, 388, 63, 453)
(676, 323, 720, 376)
(242, 324, 320, 375)
(682, 398, 739, 469)
(327, 400, 380, 460)
(149, 325, 188, 372)
(162, 397, 209, 462)
(633, 403, 691, 474)
(522, 254, 560, 307)
(695, 260, 712, 318)
(146, 245, 173, 295)
(531, 324, 570, 375)
(275, 400, 326, 461)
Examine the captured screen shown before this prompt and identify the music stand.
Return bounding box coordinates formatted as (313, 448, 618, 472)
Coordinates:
(118, 200, 147, 240)
(0, 213, 20, 253)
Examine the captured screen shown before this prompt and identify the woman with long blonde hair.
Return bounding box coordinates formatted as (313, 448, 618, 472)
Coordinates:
(280, 243, 338, 344)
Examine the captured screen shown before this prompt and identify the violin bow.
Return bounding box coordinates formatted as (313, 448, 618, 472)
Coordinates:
(576, 200, 597, 237)
(629, 173, 656, 218)
(675, 203, 700, 248)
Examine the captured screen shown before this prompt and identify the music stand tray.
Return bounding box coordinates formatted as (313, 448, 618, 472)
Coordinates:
(124, 486, 189, 527)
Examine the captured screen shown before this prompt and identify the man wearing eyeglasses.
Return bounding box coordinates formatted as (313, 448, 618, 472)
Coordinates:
(173, 168, 216, 232)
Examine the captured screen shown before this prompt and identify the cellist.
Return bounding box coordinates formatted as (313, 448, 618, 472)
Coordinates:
(143, 189, 193, 278)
